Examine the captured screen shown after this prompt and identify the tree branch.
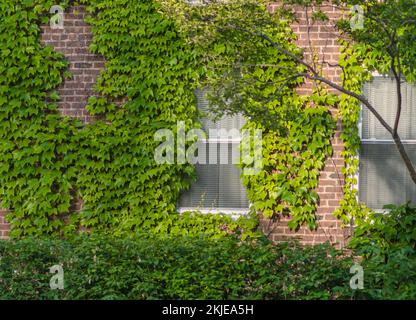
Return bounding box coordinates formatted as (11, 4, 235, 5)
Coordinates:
(228, 25, 394, 135)
(224, 20, 416, 184)
(224, 22, 416, 184)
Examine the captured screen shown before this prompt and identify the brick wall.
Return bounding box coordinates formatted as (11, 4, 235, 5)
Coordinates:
(0, 6, 103, 238)
(262, 3, 350, 247)
(0, 3, 351, 246)
(40, 6, 105, 123)
(0, 210, 10, 240)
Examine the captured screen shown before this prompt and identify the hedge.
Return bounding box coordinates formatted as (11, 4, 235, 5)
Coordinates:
(0, 234, 354, 300)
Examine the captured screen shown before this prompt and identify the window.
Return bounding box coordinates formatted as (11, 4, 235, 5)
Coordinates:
(178, 89, 249, 213)
(359, 76, 416, 210)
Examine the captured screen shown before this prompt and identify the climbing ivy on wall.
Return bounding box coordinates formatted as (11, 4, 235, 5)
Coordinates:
(74, 0, 202, 234)
(242, 106, 336, 230)
(0, 0, 261, 238)
(164, 0, 416, 230)
(0, 0, 80, 237)
(334, 39, 412, 225)
(334, 0, 416, 225)
(0, 0, 347, 237)
(3, 0, 401, 237)
(161, 0, 338, 230)
(333, 39, 373, 225)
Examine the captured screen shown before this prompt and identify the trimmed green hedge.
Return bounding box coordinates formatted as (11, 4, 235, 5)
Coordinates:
(349, 203, 416, 299)
(3, 206, 416, 301)
(0, 235, 353, 300)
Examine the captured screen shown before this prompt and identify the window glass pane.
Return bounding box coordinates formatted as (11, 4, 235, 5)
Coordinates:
(359, 144, 416, 209)
(179, 163, 220, 209)
(195, 88, 246, 134)
(179, 143, 249, 209)
(179, 89, 249, 210)
(362, 77, 416, 140)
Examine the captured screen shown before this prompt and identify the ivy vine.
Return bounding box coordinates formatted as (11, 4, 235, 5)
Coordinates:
(2, 0, 398, 238)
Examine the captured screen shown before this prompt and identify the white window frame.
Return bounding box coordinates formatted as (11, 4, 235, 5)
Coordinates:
(177, 93, 251, 216)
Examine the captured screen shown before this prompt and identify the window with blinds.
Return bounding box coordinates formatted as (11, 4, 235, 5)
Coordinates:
(178, 89, 249, 212)
(359, 77, 416, 209)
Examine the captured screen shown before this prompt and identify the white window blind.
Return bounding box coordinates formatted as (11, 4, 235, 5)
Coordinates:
(178, 89, 249, 211)
(359, 77, 416, 209)
(362, 77, 416, 140)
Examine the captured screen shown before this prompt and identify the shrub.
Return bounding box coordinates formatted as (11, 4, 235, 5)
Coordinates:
(0, 234, 353, 300)
(349, 203, 416, 299)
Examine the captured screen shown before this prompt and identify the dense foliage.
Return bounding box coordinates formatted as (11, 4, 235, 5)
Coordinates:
(2, 226, 416, 299)
(1, 0, 415, 236)
(3, 211, 416, 301)
(163, 0, 416, 227)
(349, 204, 416, 299)
(151, 0, 337, 230)
(75, 0, 202, 234)
(0, 0, 339, 236)
(1, 0, 416, 302)
(0, 0, 78, 236)
(0, 219, 416, 299)
(0, 234, 354, 300)
(334, 0, 416, 224)
(0, 0, 261, 237)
